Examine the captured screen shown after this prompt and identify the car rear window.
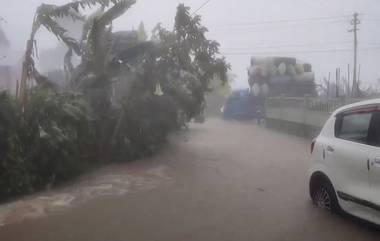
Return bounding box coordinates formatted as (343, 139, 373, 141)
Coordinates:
(336, 112, 372, 144)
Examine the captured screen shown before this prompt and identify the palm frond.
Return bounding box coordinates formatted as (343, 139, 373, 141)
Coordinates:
(64, 48, 74, 83)
(47, 0, 116, 20)
(49, 0, 112, 17)
(98, 0, 136, 26)
(85, 0, 136, 70)
(50, 5, 85, 21)
(80, 8, 102, 45)
(36, 0, 115, 24)
(37, 13, 81, 55)
(78, 0, 113, 8)
(36, 4, 80, 21)
(84, 16, 105, 68)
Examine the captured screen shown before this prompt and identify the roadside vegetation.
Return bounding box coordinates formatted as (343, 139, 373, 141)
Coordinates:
(0, 0, 229, 201)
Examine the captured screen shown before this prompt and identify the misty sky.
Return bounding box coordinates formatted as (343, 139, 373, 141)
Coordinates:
(1, 0, 380, 89)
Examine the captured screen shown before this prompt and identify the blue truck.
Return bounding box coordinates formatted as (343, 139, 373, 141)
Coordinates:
(222, 89, 265, 120)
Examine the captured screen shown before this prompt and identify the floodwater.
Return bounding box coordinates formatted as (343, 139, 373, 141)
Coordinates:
(0, 119, 378, 241)
(0, 164, 170, 226)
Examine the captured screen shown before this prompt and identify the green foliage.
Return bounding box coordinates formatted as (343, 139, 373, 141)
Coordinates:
(2, 2, 229, 201)
(137, 22, 148, 42)
(22, 89, 94, 187)
(112, 91, 178, 161)
(151, 4, 230, 119)
(0, 92, 32, 198)
(0, 90, 94, 200)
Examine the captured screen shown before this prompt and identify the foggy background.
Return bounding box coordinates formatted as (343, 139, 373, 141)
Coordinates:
(1, 0, 380, 89)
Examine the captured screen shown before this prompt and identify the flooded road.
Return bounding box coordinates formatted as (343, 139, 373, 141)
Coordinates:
(0, 164, 170, 226)
(0, 119, 378, 240)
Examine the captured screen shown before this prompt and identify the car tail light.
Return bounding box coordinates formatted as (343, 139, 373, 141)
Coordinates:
(311, 139, 316, 154)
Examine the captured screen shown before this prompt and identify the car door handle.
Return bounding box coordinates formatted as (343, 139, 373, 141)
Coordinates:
(326, 146, 334, 153)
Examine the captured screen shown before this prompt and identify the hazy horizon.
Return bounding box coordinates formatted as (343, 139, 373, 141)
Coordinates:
(1, 0, 380, 89)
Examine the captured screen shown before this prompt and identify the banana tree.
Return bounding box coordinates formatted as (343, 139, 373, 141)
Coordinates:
(18, 0, 145, 162)
(19, 0, 136, 105)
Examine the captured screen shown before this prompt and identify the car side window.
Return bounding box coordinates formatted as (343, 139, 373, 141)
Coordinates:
(336, 112, 372, 144)
(368, 112, 380, 147)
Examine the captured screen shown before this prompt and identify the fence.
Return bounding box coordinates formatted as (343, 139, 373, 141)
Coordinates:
(265, 96, 363, 136)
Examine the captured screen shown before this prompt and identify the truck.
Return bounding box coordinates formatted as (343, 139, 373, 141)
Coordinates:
(248, 56, 317, 97)
(222, 57, 317, 120)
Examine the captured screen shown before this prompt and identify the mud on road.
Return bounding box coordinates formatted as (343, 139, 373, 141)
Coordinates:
(0, 118, 378, 241)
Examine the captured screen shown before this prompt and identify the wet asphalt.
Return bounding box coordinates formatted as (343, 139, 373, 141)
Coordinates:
(0, 118, 379, 241)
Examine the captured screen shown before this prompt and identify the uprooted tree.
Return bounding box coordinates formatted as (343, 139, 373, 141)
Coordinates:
(0, 0, 229, 200)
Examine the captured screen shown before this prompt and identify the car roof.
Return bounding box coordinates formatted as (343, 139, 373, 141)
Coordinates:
(333, 98, 380, 115)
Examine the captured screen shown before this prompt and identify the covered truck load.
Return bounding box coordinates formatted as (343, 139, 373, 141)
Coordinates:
(248, 57, 316, 97)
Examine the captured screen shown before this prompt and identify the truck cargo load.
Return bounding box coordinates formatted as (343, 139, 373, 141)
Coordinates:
(248, 57, 317, 97)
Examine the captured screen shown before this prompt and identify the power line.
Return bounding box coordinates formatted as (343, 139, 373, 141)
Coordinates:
(220, 40, 380, 50)
(362, 18, 380, 23)
(221, 41, 354, 50)
(362, 41, 380, 45)
(192, 0, 212, 15)
(294, 0, 353, 18)
(222, 44, 380, 53)
(218, 15, 350, 27)
(222, 47, 380, 56)
(210, 23, 346, 36)
(211, 20, 346, 31)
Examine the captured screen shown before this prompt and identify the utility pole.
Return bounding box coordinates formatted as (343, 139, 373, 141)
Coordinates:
(349, 12, 360, 97)
(347, 64, 350, 97)
(336, 68, 340, 98)
(327, 72, 331, 98)
(358, 64, 361, 96)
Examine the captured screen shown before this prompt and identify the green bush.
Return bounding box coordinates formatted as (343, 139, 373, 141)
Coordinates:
(111, 90, 178, 162)
(0, 90, 95, 200)
(0, 92, 34, 198)
(22, 90, 95, 187)
(0, 87, 179, 200)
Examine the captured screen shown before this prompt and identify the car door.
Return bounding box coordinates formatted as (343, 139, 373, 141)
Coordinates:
(331, 110, 373, 212)
(368, 112, 380, 215)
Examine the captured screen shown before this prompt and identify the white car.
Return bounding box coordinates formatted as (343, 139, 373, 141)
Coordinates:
(309, 99, 380, 225)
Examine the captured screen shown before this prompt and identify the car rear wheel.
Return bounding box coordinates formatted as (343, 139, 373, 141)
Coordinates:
(311, 181, 340, 213)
